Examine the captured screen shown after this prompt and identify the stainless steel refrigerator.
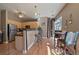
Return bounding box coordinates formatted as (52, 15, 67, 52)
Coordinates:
(7, 24, 17, 42)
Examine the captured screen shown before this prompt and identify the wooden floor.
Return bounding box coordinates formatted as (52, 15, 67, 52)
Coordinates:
(0, 38, 52, 55)
(0, 41, 22, 55)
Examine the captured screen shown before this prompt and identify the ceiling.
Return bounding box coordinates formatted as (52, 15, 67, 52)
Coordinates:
(0, 3, 66, 21)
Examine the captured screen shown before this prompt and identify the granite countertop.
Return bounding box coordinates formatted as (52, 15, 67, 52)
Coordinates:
(16, 32, 23, 36)
(23, 28, 37, 31)
(15, 28, 37, 36)
(16, 34, 23, 36)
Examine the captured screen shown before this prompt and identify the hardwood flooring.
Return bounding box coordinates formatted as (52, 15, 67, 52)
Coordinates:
(0, 42, 22, 55)
(0, 38, 52, 55)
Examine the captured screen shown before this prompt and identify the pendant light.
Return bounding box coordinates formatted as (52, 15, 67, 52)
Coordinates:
(69, 14, 72, 24)
(34, 5, 40, 18)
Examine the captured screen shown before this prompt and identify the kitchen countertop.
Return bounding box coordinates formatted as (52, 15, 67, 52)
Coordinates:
(16, 32, 23, 36)
(15, 28, 37, 36)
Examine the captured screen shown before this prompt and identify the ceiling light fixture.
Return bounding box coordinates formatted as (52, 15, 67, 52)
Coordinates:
(18, 12, 24, 18)
(69, 14, 72, 24)
(14, 9, 24, 18)
(18, 14, 23, 18)
(34, 5, 40, 18)
(35, 12, 38, 16)
(34, 5, 38, 16)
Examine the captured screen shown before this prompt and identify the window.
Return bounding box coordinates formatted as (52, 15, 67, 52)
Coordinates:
(55, 16, 62, 31)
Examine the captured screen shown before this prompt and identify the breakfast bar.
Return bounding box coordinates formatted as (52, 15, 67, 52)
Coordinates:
(15, 29, 38, 53)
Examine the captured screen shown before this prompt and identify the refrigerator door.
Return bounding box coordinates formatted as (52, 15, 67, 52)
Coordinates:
(8, 24, 16, 42)
(0, 32, 3, 43)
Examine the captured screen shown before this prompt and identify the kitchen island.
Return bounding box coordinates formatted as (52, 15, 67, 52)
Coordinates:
(15, 29, 38, 53)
